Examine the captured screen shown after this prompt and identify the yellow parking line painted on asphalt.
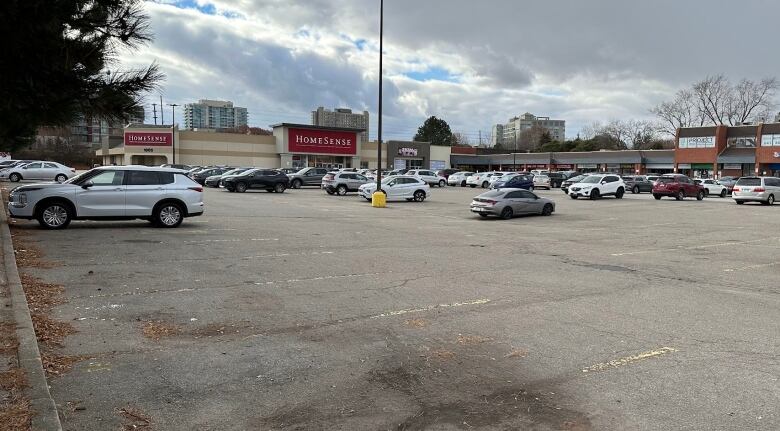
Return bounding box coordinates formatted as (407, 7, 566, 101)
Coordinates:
(582, 347, 677, 373)
(369, 298, 490, 319)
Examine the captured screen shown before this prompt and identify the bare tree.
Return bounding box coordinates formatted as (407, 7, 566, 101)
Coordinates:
(654, 75, 778, 132)
(731, 78, 779, 125)
(451, 132, 471, 147)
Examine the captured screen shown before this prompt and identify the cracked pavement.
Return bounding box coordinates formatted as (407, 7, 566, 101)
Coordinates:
(11, 185, 780, 430)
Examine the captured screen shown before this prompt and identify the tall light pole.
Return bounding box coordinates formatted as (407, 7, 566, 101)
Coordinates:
(372, 0, 385, 207)
(169, 103, 179, 164)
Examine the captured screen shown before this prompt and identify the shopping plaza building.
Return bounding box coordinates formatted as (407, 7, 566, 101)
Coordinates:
(99, 122, 780, 177)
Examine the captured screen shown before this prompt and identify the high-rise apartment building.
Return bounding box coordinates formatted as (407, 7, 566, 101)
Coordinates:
(491, 112, 566, 148)
(311, 107, 369, 139)
(183, 99, 248, 131)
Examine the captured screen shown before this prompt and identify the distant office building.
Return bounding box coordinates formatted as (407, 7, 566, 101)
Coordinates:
(492, 112, 566, 148)
(183, 100, 248, 131)
(311, 107, 369, 140)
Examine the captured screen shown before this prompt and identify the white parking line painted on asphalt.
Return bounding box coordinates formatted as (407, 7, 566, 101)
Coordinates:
(369, 298, 490, 319)
(723, 261, 780, 272)
(183, 238, 279, 243)
(611, 237, 780, 256)
(582, 347, 677, 373)
(256, 271, 389, 286)
(240, 251, 334, 260)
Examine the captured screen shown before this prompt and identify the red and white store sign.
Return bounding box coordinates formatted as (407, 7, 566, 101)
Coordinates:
(288, 128, 357, 155)
(125, 132, 173, 146)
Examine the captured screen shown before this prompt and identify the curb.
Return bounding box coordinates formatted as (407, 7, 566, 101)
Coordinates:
(0, 196, 63, 430)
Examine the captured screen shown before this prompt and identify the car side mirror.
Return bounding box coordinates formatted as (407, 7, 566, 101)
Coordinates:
(601, 181, 606, 185)
(81, 180, 94, 189)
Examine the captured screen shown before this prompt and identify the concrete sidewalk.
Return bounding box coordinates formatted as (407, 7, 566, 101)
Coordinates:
(0, 193, 62, 431)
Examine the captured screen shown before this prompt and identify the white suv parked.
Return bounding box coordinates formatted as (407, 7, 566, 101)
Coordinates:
(8, 166, 205, 229)
(568, 174, 626, 200)
(405, 169, 446, 187)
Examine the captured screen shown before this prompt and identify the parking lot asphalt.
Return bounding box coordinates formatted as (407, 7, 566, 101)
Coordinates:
(10, 184, 780, 430)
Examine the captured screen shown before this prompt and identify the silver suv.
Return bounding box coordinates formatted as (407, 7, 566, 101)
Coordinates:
(733, 176, 780, 205)
(321, 172, 370, 195)
(8, 166, 205, 229)
(287, 167, 329, 189)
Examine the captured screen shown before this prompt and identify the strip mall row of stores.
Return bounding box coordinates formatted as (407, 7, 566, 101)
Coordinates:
(99, 123, 452, 171)
(450, 148, 677, 175)
(100, 121, 780, 178)
(675, 123, 780, 178)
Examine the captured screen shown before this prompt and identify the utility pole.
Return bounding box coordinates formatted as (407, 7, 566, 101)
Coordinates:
(169, 103, 179, 164)
(479, 130, 482, 147)
(160, 96, 165, 124)
(372, 0, 385, 208)
(513, 131, 517, 171)
(152, 103, 158, 125)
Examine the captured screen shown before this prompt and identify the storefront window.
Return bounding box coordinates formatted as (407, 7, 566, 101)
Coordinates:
(726, 136, 756, 148)
(760, 134, 780, 146)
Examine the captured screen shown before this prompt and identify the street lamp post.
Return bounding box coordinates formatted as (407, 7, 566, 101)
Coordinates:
(372, 0, 386, 207)
(169, 103, 179, 164)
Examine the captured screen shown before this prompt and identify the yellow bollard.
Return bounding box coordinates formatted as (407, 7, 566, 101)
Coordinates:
(371, 191, 386, 208)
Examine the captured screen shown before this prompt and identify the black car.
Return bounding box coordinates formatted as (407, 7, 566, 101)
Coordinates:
(622, 175, 654, 194)
(190, 167, 233, 185)
(547, 172, 567, 188)
(223, 169, 290, 193)
(561, 174, 589, 193)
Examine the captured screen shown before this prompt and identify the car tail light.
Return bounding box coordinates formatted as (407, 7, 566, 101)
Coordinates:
(754, 187, 765, 192)
(483, 199, 497, 205)
(188, 186, 203, 192)
(732, 187, 740, 192)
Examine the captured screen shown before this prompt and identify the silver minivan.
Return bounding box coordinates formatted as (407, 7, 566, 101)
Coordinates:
(732, 176, 780, 205)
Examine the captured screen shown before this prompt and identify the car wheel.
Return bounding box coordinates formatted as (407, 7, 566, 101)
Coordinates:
(36, 201, 72, 229)
(719, 189, 727, 198)
(653, 194, 662, 200)
(676, 190, 684, 201)
(274, 183, 286, 193)
(292, 179, 302, 189)
(736, 200, 745, 205)
(482, 181, 489, 188)
(336, 185, 348, 196)
(9, 173, 21, 182)
(154, 202, 183, 228)
(615, 188, 624, 199)
(590, 189, 600, 200)
(226, 187, 235, 193)
(413, 190, 426, 202)
(461, 180, 467, 187)
(764, 194, 775, 205)
(326, 189, 335, 195)
(529, 185, 534, 191)
(478, 213, 489, 218)
(703, 189, 709, 197)
(55, 174, 67, 183)
(696, 190, 705, 201)
(570, 194, 578, 200)
(364, 197, 372, 202)
(632, 186, 639, 194)
(500, 207, 513, 220)
(235, 182, 247, 193)
(439, 180, 446, 187)
(541, 203, 553, 216)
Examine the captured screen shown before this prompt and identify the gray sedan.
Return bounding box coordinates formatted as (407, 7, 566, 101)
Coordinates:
(470, 188, 555, 219)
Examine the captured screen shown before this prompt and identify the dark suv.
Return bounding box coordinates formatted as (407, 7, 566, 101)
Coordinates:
(223, 169, 290, 193)
(622, 175, 654, 194)
(652, 174, 705, 200)
(190, 167, 233, 185)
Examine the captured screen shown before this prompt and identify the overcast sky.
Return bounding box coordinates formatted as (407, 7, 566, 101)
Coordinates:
(123, 0, 780, 142)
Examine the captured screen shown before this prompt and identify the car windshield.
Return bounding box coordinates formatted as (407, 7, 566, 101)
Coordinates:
(569, 175, 586, 182)
(580, 176, 602, 184)
(736, 178, 761, 186)
(64, 170, 94, 184)
(221, 169, 242, 176)
(240, 169, 258, 176)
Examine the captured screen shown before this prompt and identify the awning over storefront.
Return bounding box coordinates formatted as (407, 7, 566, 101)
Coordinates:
(552, 150, 642, 165)
(717, 147, 755, 164)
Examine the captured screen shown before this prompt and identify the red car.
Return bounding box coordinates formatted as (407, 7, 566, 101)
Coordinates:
(652, 174, 705, 200)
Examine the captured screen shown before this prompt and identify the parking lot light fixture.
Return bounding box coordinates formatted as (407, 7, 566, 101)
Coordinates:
(371, 0, 386, 208)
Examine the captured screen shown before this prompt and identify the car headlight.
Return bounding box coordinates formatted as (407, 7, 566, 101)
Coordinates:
(10, 193, 27, 207)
